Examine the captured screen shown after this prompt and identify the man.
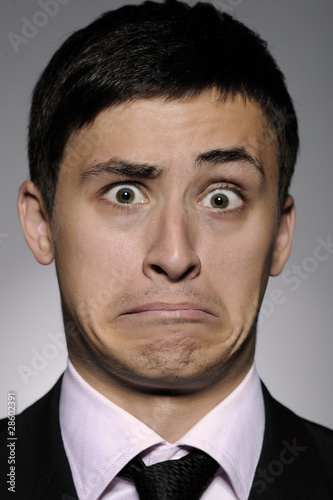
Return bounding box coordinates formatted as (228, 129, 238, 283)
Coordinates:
(1, 0, 332, 498)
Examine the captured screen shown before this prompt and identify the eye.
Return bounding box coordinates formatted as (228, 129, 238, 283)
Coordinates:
(200, 188, 242, 210)
(105, 184, 147, 205)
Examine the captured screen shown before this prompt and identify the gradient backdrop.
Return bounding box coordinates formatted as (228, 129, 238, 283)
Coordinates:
(1, 0, 332, 426)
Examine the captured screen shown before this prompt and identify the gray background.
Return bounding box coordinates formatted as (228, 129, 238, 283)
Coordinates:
(1, 0, 332, 425)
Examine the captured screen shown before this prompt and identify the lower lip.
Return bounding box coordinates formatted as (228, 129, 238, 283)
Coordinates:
(119, 309, 215, 320)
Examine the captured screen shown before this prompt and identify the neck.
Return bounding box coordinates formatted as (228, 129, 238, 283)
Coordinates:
(70, 343, 254, 442)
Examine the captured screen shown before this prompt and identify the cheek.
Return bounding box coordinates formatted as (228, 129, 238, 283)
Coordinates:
(203, 223, 274, 322)
(53, 213, 139, 316)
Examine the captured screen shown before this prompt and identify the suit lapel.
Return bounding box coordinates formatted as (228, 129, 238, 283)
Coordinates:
(16, 376, 78, 500)
(249, 384, 332, 500)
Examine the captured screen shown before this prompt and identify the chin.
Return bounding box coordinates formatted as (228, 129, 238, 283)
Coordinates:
(99, 348, 233, 394)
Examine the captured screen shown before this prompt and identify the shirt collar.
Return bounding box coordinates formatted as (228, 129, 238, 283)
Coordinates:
(60, 360, 163, 499)
(60, 359, 264, 500)
(177, 365, 265, 498)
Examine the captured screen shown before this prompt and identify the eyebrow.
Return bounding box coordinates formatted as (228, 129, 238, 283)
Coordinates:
(79, 158, 163, 186)
(195, 147, 264, 178)
(79, 146, 264, 186)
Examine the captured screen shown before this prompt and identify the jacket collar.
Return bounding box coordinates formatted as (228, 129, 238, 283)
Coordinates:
(16, 376, 78, 499)
(249, 383, 332, 499)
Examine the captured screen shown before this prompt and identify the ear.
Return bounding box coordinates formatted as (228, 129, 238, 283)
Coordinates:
(270, 195, 296, 276)
(17, 181, 54, 265)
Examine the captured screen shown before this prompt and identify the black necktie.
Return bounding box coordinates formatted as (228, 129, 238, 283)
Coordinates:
(117, 449, 219, 500)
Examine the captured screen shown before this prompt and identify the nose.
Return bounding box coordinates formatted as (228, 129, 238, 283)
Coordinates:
(142, 206, 201, 282)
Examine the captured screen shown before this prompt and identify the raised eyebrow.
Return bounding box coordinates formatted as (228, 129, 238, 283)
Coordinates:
(79, 158, 163, 185)
(195, 147, 265, 178)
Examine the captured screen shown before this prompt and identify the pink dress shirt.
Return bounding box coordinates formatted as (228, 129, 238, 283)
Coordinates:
(60, 360, 265, 499)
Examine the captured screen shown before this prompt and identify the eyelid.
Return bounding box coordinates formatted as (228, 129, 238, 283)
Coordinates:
(100, 180, 144, 193)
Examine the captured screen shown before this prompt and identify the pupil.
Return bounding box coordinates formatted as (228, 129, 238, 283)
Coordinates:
(212, 194, 228, 208)
(116, 188, 134, 203)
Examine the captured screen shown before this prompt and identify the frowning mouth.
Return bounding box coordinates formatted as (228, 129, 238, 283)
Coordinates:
(118, 302, 219, 320)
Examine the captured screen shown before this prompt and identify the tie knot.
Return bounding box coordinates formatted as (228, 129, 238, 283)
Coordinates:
(118, 449, 219, 500)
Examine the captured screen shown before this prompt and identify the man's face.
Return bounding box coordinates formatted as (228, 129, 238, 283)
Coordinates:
(50, 91, 289, 392)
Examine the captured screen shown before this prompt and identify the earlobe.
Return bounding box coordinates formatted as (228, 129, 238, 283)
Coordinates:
(17, 181, 54, 265)
(270, 195, 296, 277)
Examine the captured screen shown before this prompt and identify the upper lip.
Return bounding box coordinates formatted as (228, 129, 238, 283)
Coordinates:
(119, 302, 218, 317)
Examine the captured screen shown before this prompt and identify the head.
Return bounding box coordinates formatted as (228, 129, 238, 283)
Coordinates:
(28, 0, 298, 216)
(19, 1, 298, 396)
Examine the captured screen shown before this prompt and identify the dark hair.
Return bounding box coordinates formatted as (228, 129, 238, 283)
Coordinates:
(28, 0, 299, 214)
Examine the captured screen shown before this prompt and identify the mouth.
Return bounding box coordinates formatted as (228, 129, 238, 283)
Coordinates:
(118, 302, 219, 320)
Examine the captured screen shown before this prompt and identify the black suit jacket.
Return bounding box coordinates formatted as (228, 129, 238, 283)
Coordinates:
(1, 377, 333, 499)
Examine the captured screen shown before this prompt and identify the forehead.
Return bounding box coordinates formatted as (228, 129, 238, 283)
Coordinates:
(62, 91, 277, 179)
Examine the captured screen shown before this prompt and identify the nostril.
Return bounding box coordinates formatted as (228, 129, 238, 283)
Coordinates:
(180, 265, 196, 280)
(151, 264, 165, 274)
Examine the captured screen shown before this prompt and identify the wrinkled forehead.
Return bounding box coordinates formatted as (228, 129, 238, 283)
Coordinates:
(61, 91, 278, 175)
